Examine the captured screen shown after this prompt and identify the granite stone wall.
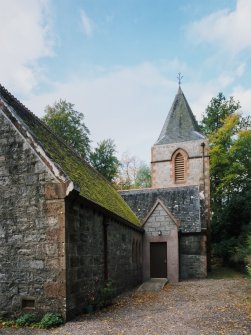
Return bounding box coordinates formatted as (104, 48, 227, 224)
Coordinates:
(0, 112, 67, 318)
(144, 204, 176, 236)
(0, 110, 143, 320)
(151, 139, 209, 189)
(120, 187, 201, 233)
(151, 138, 210, 278)
(143, 203, 179, 283)
(65, 193, 143, 319)
(179, 234, 207, 279)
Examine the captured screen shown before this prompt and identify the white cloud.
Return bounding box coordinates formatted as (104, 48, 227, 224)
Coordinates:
(188, 0, 251, 54)
(24, 62, 177, 162)
(179, 64, 250, 121)
(23, 60, 251, 162)
(0, 0, 53, 94)
(235, 63, 246, 77)
(80, 9, 94, 38)
(231, 86, 251, 116)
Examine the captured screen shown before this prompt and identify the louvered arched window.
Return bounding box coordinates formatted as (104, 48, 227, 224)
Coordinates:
(174, 152, 185, 182)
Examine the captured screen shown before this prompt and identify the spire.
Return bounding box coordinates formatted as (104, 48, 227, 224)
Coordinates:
(156, 87, 205, 145)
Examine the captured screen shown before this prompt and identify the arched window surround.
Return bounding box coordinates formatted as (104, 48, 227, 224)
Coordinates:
(171, 149, 189, 184)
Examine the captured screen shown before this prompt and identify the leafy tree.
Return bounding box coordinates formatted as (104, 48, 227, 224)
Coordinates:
(42, 100, 91, 160)
(90, 139, 119, 182)
(135, 163, 151, 188)
(201, 92, 240, 134)
(202, 93, 251, 269)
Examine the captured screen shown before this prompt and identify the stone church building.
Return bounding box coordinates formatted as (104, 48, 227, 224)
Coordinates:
(120, 86, 210, 282)
(0, 84, 209, 320)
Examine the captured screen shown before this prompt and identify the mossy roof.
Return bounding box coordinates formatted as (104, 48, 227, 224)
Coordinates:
(0, 84, 140, 226)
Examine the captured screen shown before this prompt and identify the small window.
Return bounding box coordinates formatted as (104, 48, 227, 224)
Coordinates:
(175, 153, 185, 182)
(22, 299, 35, 309)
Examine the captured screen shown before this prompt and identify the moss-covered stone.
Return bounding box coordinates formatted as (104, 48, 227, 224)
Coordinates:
(0, 84, 140, 226)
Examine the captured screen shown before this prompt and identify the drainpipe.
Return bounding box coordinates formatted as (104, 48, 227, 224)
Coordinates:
(201, 142, 211, 272)
(201, 142, 205, 191)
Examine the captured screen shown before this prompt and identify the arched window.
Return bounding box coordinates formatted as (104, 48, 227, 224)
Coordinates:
(175, 153, 185, 182)
(172, 149, 188, 183)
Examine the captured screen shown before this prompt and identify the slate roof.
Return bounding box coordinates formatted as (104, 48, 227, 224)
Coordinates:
(156, 87, 205, 145)
(120, 186, 201, 233)
(0, 84, 140, 226)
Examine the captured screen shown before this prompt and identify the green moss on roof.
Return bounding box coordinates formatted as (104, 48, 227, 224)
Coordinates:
(30, 123, 140, 226)
(0, 84, 140, 226)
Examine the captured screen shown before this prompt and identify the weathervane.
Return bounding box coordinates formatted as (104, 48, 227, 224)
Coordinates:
(177, 72, 183, 86)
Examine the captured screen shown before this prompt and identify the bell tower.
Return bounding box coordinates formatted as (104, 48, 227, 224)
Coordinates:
(151, 86, 209, 198)
(151, 86, 210, 276)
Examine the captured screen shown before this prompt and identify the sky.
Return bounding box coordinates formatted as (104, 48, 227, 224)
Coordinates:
(1, 0, 251, 163)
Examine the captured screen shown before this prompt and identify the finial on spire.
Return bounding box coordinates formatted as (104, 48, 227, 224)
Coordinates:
(177, 72, 183, 86)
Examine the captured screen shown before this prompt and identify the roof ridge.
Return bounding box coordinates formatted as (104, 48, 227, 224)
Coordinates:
(179, 88, 200, 129)
(0, 83, 140, 225)
(0, 83, 83, 159)
(0, 83, 112, 186)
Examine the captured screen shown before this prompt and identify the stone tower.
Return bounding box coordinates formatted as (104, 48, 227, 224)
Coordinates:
(152, 87, 209, 191)
(151, 86, 210, 278)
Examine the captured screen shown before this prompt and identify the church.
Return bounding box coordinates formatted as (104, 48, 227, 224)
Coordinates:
(0, 83, 209, 320)
(121, 86, 210, 282)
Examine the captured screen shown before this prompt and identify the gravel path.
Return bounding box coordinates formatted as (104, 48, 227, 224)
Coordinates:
(1, 278, 250, 335)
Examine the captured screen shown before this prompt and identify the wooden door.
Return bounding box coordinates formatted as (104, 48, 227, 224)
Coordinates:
(150, 242, 167, 278)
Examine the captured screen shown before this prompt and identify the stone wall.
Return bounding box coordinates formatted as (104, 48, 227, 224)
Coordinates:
(144, 204, 176, 236)
(151, 139, 209, 189)
(179, 234, 207, 279)
(120, 187, 201, 233)
(0, 111, 67, 318)
(143, 203, 179, 283)
(151, 138, 210, 276)
(65, 193, 143, 319)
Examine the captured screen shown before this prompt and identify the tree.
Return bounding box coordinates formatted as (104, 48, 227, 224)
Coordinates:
(135, 163, 151, 188)
(200, 92, 240, 135)
(42, 100, 91, 160)
(90, 139, 119, 182)
(201, 93, 251, 268)
(116, 153, 151, 189)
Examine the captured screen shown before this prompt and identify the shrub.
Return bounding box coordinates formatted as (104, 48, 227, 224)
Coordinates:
(16, 313, 37, 327)
(39, 313, 64, 329)
(0, 319, 16, 327)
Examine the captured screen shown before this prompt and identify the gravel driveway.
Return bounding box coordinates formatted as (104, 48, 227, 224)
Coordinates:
(1, 278, 250, 335)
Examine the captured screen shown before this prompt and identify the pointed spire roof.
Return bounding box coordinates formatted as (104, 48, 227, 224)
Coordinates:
(156, 87, 205, 145)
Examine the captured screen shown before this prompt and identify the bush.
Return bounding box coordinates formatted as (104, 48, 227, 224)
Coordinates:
(39, 313, 64, 329)
(16, 314, 37, 327)
(0, 319, 16, 327)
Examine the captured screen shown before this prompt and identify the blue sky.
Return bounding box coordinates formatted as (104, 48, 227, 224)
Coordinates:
(0, 0, 250, 162)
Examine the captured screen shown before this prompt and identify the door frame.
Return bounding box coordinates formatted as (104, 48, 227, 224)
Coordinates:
(150, 242, 167, 278)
